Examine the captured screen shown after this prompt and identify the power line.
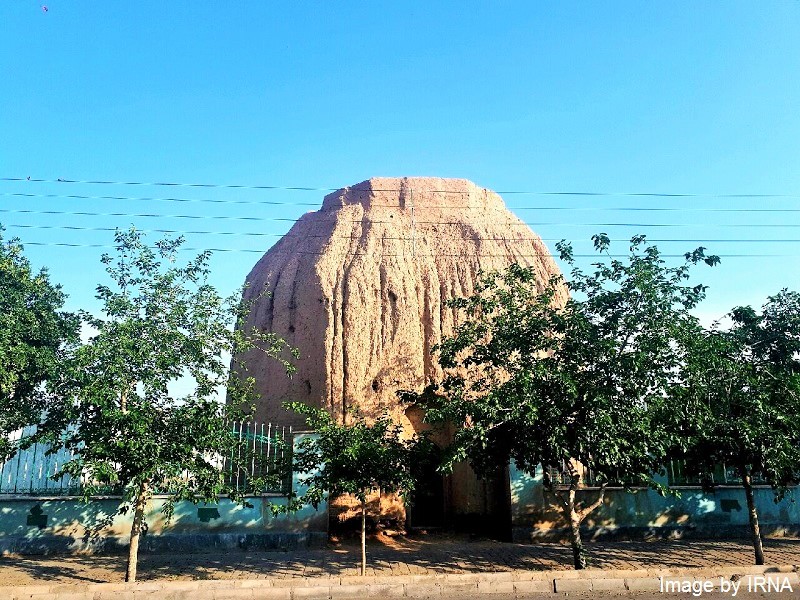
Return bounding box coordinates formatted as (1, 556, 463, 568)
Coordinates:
(413, 221, 799, 227)
(3, 179, 796, 259)
(0, 208, 300, 223)
(2, 207, 798, 228)
(18, 241, 797, 258)
(6, 223, 800, 244)
(2, 177, 797, 198)
(3, 191, 800, 213)
(1, 177, 338, 192)
(1, 192, 320, 207)
(8, 224, 287, 237)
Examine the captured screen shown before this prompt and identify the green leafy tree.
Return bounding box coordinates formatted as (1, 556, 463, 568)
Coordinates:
(57, 229, 296, 582)
(0, 227, 79, 461)
(411, 235, 718, 569)
(672, 290, 800, 565)
(277, 402, 422, 576)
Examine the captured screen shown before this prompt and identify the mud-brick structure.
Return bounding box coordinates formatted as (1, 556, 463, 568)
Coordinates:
(236, 177, 565, 533)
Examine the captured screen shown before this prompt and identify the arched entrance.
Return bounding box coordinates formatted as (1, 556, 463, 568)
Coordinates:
(403, 405, 512, 540)
(404, 405, 447, 530)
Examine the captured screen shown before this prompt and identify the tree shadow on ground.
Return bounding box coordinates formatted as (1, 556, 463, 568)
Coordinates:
(0, 553, 125, 583)
(585, 538, 800, 569)
(2, 534, 799, 584)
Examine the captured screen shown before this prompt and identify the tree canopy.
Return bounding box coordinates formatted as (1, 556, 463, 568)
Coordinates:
(56, 228, 296, 581)
(673, 289, 800, 564)
(280, 401, 423, 576)
(412, 234, 718, 568)
(0, 227, 79, 461)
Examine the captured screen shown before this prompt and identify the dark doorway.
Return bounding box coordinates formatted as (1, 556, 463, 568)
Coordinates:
(407, 456, 445, 529)
(404, 405, 448, 529)
(483, 465, 513, 542)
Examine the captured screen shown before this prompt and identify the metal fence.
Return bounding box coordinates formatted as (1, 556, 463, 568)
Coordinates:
(546, 460, 604, 488)
(227, 421, 293, 494)
(666, 459, 768, 486)
(0, 422, 292, 496)
(546, 459, 769, 489)
(0, 426, 83, 495)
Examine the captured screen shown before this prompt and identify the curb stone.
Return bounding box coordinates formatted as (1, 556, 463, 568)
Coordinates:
(3, 564, 798, 599)
(591, 578, 628, 591)
(624, 577, 661, 592)
(512, 580, 553, 594)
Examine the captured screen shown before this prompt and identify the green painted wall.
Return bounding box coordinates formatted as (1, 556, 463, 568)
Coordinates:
(0, 433, 327, 553)
(510, 463, 800, 540)
(0, 494, 326, 553)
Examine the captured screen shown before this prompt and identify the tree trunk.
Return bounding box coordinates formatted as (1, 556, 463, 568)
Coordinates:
(360, 497, 367, 576)
(566, 486, 586, 570)
(740, 465, 765, 565)
(125, 483, 148, 582)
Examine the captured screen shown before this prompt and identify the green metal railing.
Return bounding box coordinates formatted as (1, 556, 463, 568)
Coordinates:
(666, 459, 768, 486)
(0, 422, 292, 496)
(546, 459, 768, 489)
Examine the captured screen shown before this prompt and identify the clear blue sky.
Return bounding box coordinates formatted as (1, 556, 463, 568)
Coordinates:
(1, 1, 799, 322)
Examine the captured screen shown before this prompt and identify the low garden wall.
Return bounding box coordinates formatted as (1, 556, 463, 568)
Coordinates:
(510, 464, 800, 542)
(0, 493, 327, 554)
(0, 431, 327, 554)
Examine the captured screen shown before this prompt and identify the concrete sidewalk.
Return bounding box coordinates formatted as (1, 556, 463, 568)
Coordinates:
(2, 536, 800, 586)
(1, 564, 799, 599)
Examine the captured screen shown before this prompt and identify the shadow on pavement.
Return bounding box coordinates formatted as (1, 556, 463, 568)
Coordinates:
(1, 534, 798, 584)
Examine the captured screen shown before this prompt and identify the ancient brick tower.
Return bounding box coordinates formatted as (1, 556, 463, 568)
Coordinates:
(236, 177, 565, 533)
(237, 176, 563, 427)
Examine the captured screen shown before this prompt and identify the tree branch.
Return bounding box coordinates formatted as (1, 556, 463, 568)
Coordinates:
(578, 482, 607, 521)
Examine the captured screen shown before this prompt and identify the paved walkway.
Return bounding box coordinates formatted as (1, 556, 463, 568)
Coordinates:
(2, 535, 799, 585)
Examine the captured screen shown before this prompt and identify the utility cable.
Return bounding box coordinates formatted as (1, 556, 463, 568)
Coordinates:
(2, 207, 798, 228)
(1, 177, 795, 199)
(18, 241, 796, 258)
(5, 223, 800, 244)
(3, 191, 800, 213)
